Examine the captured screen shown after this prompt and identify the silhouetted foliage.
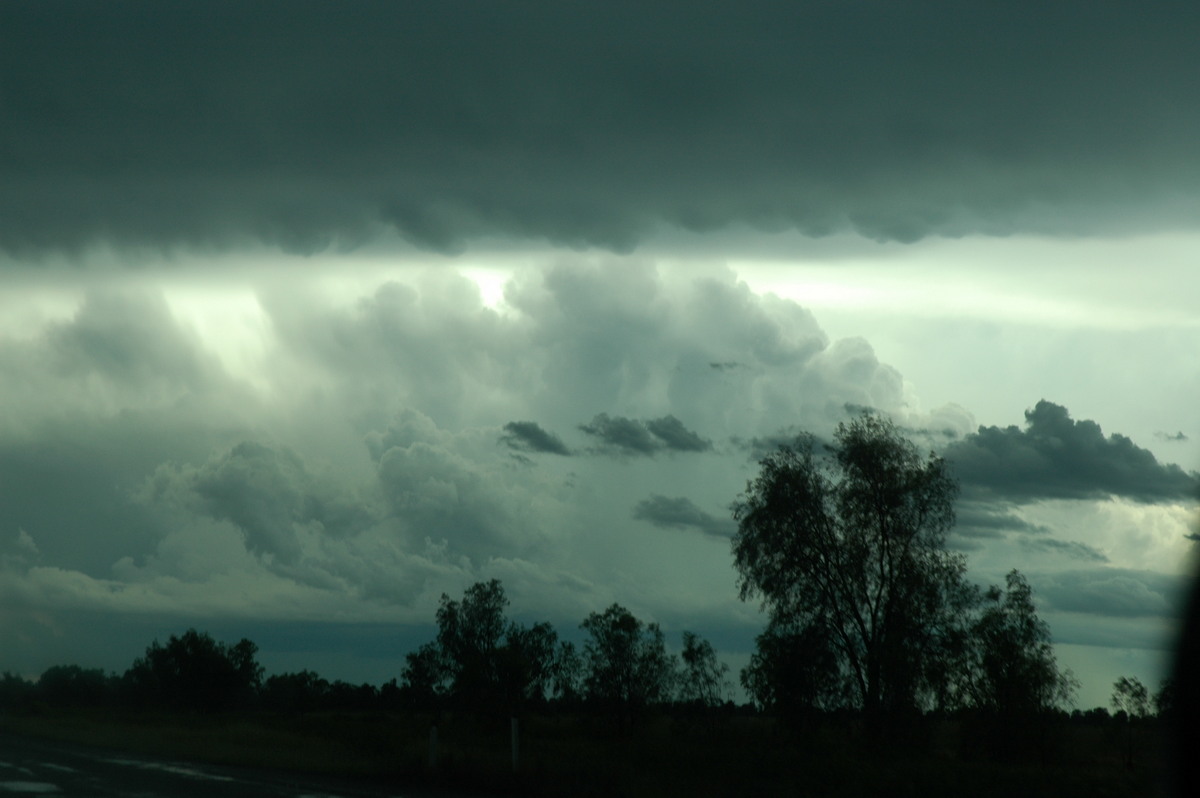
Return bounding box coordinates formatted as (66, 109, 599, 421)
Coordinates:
(732, 413, 970, 717)
(580, 603, 675, 728)
(741, 617, 843, 718)
(122, 628, 262, 711)
(399, 641, 448, 710)
(549, 640, 583, 706)
(1112, 675, 1150, 719)
(261, 670, 330, 714)
(678, 631, 729, 708)
(1112, 675, 1151, 768)
(36, 665, 115, 707)
(1153, 676, 1175, 720)
(965, 570, 1076, 715)
(437, 579, 511, 711)
(411, 579, 568, 715)
(498, 620, 559, 710)
(0, 671, 35, 710)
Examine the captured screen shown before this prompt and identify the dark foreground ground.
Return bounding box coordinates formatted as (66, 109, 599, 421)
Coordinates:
(0, 730, 483, 798)
(0, 709, 1175, 797)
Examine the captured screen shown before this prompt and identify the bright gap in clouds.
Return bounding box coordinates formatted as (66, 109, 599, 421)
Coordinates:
(732, 232, 1200, 331)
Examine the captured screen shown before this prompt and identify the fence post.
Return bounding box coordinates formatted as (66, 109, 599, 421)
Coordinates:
(511, 716, 519, 773)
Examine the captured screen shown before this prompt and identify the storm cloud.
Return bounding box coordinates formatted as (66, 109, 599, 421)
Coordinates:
(946, 400, 1200, 504)
(501, 422, 572, 456)
(632, 495, 736, 540)
(579, 414, 712, 457)
(3, 1, 1200, 256)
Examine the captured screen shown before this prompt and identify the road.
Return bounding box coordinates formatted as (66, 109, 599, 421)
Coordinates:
(0, 732, 458, 797)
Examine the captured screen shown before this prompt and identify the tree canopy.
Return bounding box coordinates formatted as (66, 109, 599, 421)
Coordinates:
(732, 413, 970, 714)
(580, 603, 675, 725)
(966, 569, 1076, 714)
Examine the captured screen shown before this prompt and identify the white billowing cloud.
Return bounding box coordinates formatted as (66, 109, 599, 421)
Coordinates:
(0, 261, 923, 630)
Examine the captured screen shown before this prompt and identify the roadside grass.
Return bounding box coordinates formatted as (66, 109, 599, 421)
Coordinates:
(0, 708, 1170, 797)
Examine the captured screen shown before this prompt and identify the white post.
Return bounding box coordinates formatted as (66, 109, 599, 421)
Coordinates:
(510, 716, 519, 773)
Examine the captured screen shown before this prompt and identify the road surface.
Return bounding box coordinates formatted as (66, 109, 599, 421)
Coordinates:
(0, 732, 462, 797)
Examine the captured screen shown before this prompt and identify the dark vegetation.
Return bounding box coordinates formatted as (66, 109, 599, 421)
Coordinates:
(0, 413, 1180, 796)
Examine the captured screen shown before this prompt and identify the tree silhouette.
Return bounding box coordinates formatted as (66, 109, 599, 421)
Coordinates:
(36, 665, 114, 707)
(741, 617, 843, 719)
(1112, 675, 1150, 768)
(678, 631, 729, 708)
(436, 579, 510, 711)
(426, 579, 564, 714)
(580, 603, 675, 728)
(123, 629, 262, 711)
(732, 413, 970, 718)
(966, 570, 1075, 715)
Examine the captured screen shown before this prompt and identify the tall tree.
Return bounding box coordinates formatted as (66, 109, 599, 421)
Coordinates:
(732, 412, 969, 715)
(436, 579, 510, 710)
(429, 579, 561, 714)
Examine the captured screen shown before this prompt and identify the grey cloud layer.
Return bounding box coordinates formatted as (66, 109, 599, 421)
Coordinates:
(579, 414, 712, 456)
(947, 400, 1200, 504)
(3, 1, 1199, 255)
(632, 495, 736, 540)
(501, 422, 572, 456)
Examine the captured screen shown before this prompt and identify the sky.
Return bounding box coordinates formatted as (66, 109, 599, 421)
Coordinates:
(2, 1, 1198, 711)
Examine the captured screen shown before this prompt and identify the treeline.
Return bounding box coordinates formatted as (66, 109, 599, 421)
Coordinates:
(0, 580, 730, 723)
(0, 579, 1177, 727)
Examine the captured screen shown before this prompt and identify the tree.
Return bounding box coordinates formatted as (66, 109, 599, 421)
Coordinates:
(1112, 675, 1150, 768)
(732, 413, 968, 716)
(436, 579, 510, 709)
(123, 629, 262, 711)
(399, 642, 448, 710)
(678, 631, 730, 708)
(36, 665, 115, 707)
(1112, 675, 1150, 719)
(498, 620, 560, 709)
(580, 603, 675, 727)
(261, 670, 330, 714)
(741, 617, 843, 716)
(427, 579, 562, 714)
(549, 640, 583, 706)
(1154, 676, 1176, 719)
(966, 570, 1076, 715)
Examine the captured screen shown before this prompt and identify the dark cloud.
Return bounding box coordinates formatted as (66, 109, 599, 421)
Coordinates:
(1156, 430, 1190, 443)
(644, 415, 713, 453)
(579, 414, 659, 456)
(1017, 537, 1108, 563)
(3, 2, 1199, 256)
(579, 413, 711, 456)
(1038, 569, 1189, 620)
(734, 428, 824, 462)
(945, 400, 1200, 503)
(501, 421, 571, 456)
(632, 495, 735, 539)
(142, 441, 378, 565)
(953, 503, 1052, 539)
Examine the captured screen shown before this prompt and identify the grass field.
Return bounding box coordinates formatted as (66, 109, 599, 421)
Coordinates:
(0, 708, 1173, 797)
